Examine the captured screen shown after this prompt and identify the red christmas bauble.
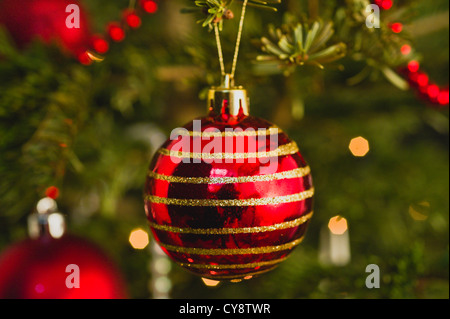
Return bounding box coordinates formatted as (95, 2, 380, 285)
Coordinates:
(0, 234, 128, 299)
(0, 0, 92, 57)
(144, 82, 314, 280)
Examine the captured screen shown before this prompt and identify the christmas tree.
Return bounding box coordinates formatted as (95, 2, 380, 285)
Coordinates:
(0, 0, 448, 299)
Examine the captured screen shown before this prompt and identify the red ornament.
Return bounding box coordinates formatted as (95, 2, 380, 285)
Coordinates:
(144, 79, 314, 280)
(0, 0, 93, 57)
(0, 200, 128, 299)
(0, 235, 128, 299)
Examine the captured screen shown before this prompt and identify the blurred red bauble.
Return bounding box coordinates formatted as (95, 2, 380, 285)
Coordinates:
(0, 0, 93, 57)
(0, 235, 128, 299)
(0, 198, 128, 299)
(144, 78, 314, 280)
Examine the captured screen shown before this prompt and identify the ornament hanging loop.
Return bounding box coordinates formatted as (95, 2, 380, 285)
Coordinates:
(222, 73, 234, 88)
(213, 0, 249, 81)
(230, 0, 249, 80)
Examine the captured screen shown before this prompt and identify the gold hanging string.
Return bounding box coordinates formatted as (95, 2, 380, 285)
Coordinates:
(212, 0, 249, 82)
(230, 0, 249, 80)
(214, 23, 226, 77)
(128, 0, 136, 9)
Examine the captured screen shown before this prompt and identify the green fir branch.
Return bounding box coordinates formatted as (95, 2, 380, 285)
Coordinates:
(181, 0, 280, 30)
(255, 19, 347, 74)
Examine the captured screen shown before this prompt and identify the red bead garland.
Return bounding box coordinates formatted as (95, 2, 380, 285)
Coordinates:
(390, 22, 403, 33)
(80, 0, 159, 64)
(108, 23, 126, 42)
(124, 10, 142, 29)
(373, 0, 449, 107)
(141, 0, 159, 14)
(375, 0, 393, 10)
(92, 35, 110, 54)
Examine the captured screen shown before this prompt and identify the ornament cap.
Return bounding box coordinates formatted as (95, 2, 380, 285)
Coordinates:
(208, 74, 249, 117)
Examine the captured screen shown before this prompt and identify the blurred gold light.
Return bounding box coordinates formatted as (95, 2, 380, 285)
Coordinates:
(349, 137, 370, 157)
(328, 216, 348, 235)
(86, 50, 105, 62)
(201, 278, 221, 287)
(129, 228, 149, 249)
(409, 201, 430, 221)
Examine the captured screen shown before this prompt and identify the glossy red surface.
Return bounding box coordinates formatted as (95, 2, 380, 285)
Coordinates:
(0, 0, 92, 57)
(144, 114, 314, 280)
(0, 234, 128, 299)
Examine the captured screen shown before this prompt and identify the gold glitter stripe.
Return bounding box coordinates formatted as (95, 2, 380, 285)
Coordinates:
(146, 188, 314, 207)
(158, 141, 299, 159)
(159, 236, 304, 255)
(148, 211, 313, 235)
(148, 166, 311, 184)
(176, 125, 283, 137)
(179, 256, 288, 270)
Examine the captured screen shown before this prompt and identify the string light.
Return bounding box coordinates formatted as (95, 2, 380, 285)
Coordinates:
(80, 0, 159, 64)
(328, 216, 348, 235)
(150, 242, 171, 298)
(349, 137, 370, 157)
(201, 278, 221, 287)
(377, 0, 449, 107)
(129, 228, 150, 249)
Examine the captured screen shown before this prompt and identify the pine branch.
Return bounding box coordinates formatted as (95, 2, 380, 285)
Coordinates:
(254, 19, 347, 74)
(181, 0, 280, 30)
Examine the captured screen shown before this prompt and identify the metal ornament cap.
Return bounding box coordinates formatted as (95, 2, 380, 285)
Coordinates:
(208, 74, 249, 118)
